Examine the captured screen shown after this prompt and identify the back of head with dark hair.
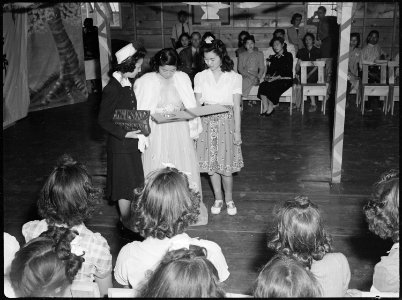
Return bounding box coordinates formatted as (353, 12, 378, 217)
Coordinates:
(10, 226, 84, 297)
(150, 48, 180, 72)
(267, 196, 332, 269)
(131, 167, 200, 239)
(364, 169, 399, 242)
(139, 246, 225, 298)
(113, 44, 147, 74)
(318, 6, 326, 13)
(37, 154, 100, 227)
(201, 39, 234, 72)
(254, 254, 322, 298)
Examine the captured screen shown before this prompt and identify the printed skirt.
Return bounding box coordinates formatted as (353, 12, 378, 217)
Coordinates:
(196, 105, 244, 175)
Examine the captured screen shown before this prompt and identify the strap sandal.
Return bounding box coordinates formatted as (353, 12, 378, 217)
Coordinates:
(226, 201, 237, 216)
(211, 200, 224, 214)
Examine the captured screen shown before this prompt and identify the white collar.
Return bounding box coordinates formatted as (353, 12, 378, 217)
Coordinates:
(113, 71, 132, 87)
(390, 243, 399, 250)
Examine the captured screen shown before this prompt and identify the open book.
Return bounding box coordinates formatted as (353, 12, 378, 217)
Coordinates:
(151, 104, 229, 124)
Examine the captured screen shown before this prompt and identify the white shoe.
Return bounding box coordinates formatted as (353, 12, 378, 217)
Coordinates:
(226, 201, 237, 216)
(211, 200, 224, 214)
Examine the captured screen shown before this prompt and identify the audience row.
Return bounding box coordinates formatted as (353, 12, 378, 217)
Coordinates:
(4, 154, 399, 297)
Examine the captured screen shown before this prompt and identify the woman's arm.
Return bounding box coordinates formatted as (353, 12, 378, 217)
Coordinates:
(233, 93, 242, 145)
(257, 52, 265, 79)
(95, 273, 113, 297)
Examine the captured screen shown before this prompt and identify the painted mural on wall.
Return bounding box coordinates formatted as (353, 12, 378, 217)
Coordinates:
(27, 3, 87, 112)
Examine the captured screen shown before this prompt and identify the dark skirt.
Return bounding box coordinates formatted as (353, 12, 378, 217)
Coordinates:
(257, 79, 293, 105)
(106, 152, 144, 202)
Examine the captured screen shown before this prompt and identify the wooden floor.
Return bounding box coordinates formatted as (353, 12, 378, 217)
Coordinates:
(3, 95, 399, 294)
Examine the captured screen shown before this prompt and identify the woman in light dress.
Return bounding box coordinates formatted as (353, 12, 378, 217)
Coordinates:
(134, 48, 208, 225)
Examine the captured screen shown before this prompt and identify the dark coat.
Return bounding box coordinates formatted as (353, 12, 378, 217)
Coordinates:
(98, 77, 139, 153)
(179, 46, 204, 83)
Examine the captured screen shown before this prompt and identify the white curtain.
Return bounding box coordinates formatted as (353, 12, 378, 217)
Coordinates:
(3, 11, 30, 128)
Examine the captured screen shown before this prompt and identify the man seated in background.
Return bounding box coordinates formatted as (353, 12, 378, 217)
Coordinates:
(171, 10, 190, 49)
(179, 32, 203, 85)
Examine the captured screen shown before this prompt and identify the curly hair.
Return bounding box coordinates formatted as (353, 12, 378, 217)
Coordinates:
(37, 154, 101, 227)
(267, 196, 332, 269)
(201, 39, 234, 72)
(139, 246, 225, 298)
(10, 226, 84, 297)
(363, 169, 399, 243)
(131, 167, 201, 239)
(113, 45, 147, 73)
(269, 36, 287, 50)
(254, 254, 322, 297)
(150, 48, 180, 72)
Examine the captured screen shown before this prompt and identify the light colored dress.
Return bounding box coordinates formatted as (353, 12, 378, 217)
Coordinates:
(194, 70, 244, 175)
(310, 252, 351, 297)
(238, 50, 265, 96)
(114, 232, 230, 292)
(135, 71, 207, 224)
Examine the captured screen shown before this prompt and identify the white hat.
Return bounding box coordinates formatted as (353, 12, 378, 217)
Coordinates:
(115, 43, 137, 64)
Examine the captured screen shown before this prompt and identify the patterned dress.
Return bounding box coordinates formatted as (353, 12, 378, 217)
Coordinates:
(194, 70, 244, 176)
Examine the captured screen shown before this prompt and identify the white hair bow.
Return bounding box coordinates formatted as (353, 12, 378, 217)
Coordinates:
(205, 36, 214, 44)
(70, 236, 85, 256)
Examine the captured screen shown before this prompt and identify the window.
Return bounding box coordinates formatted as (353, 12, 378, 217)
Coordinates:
(307, 2, 337, 18)
(80, 3, 121, 28)
(109, 3, 121, 28)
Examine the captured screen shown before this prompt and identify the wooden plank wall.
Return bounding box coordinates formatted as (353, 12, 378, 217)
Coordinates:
(110, 2, 399, 58)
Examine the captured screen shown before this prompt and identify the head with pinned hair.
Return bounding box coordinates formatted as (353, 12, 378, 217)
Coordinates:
(267, 195, 332, 269)
(37, 154, 101, 227)
(364, 169, 399, 242)
(139, 246, 225, 298)
(201, 39, 234, 72)
(131, 167, 201, 239)
(254, 254, 322, 298)
(10, 226, 84, 297)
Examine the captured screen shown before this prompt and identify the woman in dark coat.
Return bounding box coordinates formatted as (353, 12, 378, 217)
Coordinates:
(258, 37, 293, 116)
(98, 43, 146, 233)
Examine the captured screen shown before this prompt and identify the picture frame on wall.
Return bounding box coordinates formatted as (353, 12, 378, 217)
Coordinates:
(191, 2, 231, 25)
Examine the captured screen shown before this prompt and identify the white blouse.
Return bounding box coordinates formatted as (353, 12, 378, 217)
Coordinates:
(194, 69, 242, 105)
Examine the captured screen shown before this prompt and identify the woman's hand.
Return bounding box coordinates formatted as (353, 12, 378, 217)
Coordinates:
(125, 130, 141, 139)
(267, 75, 281, 82)
(234, 131, 242, 145)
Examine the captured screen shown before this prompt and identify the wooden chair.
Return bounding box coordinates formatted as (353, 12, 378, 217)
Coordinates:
(300, 60, 328, 115)
(387, 61, 399, 115)
(360, 62, 389, 115)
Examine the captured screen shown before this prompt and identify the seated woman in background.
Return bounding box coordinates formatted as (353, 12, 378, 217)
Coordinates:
(10, 226, 85, 297)
(254, 254, 322, 298)
(114, 167, 229, 293)
(176, 32, 191, 54)
(267, 195, 351, 297)
(287, 13, 306, 53)
(295, 32, 321, 112)
(238, 35, 265, 98)
(235, 31, 250, 58)
(360, 30, 388, 111)
(258, 36, 293, 116)
(347, 33, 362, 104)
(139, 246, 226, 298)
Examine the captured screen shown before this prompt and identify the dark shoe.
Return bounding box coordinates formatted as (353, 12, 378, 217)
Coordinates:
(265, 108, 275, 116)
(117, 220, 144, 242)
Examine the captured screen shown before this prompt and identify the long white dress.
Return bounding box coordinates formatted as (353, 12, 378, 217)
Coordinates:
(134, 71, 208, 225)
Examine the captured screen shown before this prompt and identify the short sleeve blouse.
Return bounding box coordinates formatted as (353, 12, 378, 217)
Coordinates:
(194, 69, 242, 105)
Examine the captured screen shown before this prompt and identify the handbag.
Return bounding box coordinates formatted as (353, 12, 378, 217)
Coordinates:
(113, 109, 151, 137)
